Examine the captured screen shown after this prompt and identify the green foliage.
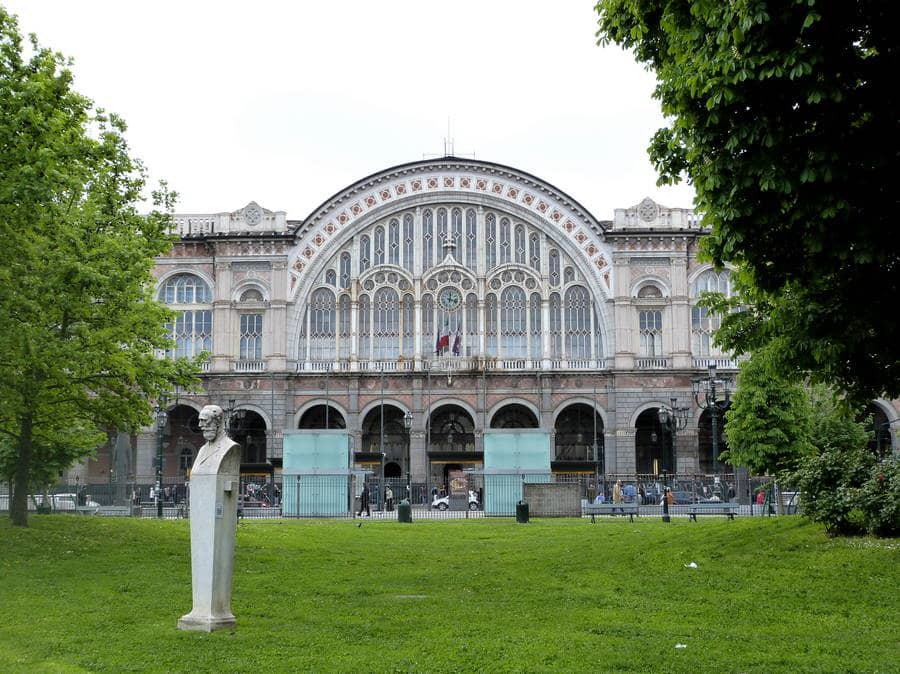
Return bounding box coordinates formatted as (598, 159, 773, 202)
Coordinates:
(722, 348, 813, 475)
(596, 0, 899, 402)
(790, 386, 898, 537)
(1, 518, 899, 672)
(0, 8, 199, 525)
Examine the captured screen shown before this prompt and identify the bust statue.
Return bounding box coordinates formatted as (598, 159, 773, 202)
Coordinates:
(178, 404, 242, 632)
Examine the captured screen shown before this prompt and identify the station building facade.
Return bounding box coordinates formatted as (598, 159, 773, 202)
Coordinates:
(72, 158, 899, 491)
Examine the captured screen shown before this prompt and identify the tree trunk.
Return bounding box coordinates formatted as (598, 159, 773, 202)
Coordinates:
(10, 412, 33, 527)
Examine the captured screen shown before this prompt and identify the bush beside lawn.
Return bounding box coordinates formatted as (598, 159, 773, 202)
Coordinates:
(0, 517, 897, 673)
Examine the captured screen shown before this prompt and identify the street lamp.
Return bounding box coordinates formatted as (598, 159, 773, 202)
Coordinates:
(692, 364, 733, 476)
(403, 410, 413, 501)
(155, 395, 169, 518)
(657, 397, 689, 523)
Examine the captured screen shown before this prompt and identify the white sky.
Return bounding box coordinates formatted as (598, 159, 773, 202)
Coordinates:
(5, 0, 695, 220)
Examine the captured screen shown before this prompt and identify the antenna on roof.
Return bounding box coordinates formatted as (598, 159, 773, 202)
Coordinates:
(422, 117, 476, 160)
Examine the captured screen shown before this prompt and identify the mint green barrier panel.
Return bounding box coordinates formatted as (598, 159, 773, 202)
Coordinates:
(282, 431, 350, 516)
(483, 431, 551, 515)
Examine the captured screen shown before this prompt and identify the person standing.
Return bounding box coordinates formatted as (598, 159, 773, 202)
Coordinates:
(385, 485, 394, 512)
(612, 480, 623, 504)
(358, 482, 371, 517)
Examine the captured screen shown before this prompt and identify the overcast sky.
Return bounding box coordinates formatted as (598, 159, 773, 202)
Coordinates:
(6, 1, 695, 220)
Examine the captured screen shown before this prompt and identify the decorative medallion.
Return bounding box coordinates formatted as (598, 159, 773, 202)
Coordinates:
(638, 197, 659, 223)
(244, 203, 263, 226)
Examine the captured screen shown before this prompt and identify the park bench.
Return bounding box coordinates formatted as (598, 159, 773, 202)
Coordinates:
(583, 502, 640, 522)
(688, 502, 738, 521)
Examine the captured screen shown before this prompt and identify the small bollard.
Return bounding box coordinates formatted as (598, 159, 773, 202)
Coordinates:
(516, 500, 529, 524)
(397, 499, 413, 523)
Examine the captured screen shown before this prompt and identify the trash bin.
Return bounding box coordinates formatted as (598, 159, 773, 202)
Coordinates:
(516, 500, 529, 524)
(397, 499, 412, 523)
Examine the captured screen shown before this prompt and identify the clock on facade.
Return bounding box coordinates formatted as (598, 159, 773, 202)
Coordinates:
(438, 286, 462, 311)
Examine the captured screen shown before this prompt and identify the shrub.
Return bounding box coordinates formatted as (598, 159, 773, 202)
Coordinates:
(858, 459, 900, 537)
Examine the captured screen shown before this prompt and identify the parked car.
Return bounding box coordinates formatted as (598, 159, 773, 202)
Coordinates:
(46, 493, 100, 514)
(431, 491, 480, 511)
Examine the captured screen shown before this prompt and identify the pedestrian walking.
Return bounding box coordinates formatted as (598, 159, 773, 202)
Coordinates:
(358, 482, 371, 517)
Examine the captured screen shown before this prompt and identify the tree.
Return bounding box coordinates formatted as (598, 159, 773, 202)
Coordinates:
(0, 9, 198, 526)
(722, 348, 813, 476)
(596, 1, 899, 402)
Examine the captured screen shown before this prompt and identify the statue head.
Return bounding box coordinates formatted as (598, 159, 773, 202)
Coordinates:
(198, 405, 226, 443)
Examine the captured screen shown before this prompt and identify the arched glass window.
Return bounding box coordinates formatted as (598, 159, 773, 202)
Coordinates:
(529, 233, 540, 271)
(298, 307, 307, 361)
(423, 210, 434, 271)
(240, 288, 263, 302)
(360, 235, 371, 274)
(564, 266, 575, 284)
(465, 209, 477, 271)
(501, 286, 527, 358)
(451, 208, 462, 257)
(325, 269, 336, 286)
(549, 293, 562, 358)
(160, 274, 212, 359)
(485, 293, 498, 355)
(403, 213, 414, 272)
(639, 310, 663, 357)
(160, 273, 212, 304)
(594, 308, 603, 362)
(373, 287, 399, 360)
(549, 249, 560, 287)
(465, 293, 478, 357)
(339, 252, 351, 289)
(486, 213, 497, 270)
(358, 295, 371, 360)
(239, 314, 262, 360)
(437, 208, 448, 246)
(402, 294, 415, 357)
(389, 218, 400, 266)
(421, 294, 434, 355)
(515, 225, 526, 264)
(339, 294, 351, 359)
(499, 218, 511, 265)
(309, 288, 336, 360)
(374, 226, 385, 266)
(565, 286, 590, 358)
(530, 292, 542, 359)
(691, 269, 732, 357)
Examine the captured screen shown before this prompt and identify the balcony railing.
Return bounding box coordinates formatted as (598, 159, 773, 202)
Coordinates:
(234, 359, 266, 373)
(295, 358, 609, 373)
(635, 357, 669, 369)
(692, 357, 740, 370)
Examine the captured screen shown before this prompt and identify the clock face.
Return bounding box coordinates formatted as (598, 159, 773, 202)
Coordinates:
(438, 286, 462, 312)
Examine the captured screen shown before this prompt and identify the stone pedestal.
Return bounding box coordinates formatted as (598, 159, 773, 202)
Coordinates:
(178, 435, 241, 632)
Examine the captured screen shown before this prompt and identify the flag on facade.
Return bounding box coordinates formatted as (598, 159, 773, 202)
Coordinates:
(452, 331, 461, 356)
(435, 323, 450, 354)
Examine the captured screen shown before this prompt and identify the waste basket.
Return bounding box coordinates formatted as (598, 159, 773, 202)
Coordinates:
(397, 499, 412, 523)
(516, 500, 529, 524)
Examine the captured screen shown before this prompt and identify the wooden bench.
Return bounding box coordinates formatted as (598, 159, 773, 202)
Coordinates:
(688, 502, 738, 521)
(583, 502, 640, 522)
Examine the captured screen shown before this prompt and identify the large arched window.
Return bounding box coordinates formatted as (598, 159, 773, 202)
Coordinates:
(530, 292, 542, 359)
(339, 294, 351, 359)
(549, 293, 562, 358)
(402, 294, 415, 357)
(339, 252, 351, 289)
(160, 274, 213, 359)
(499, 218, 511, 264)
(389, 218, 400, 266)
(421, 294, 434, 354)
(423, 209, 434, 271)
(360, 235, 371, 274)
(358, 294, 370, 359)
(403, 213, 414, 272)
(501, 286, 527, 358)
(451, 208, 462, 256)
(515, 225, 526, 264)
(691, 269, 733, 356)
(639, 310, 663, 357)
(529, 233, 540, 271)
(564, 286, 591, 358)
(485, 293, 498, 355)
(465, 209, 477, 270)
(374, 226, 386, 266)
(309, 288, 336, 360)
(549, 249, 560, 287)
(373, 288, 399, 359)
(486, 213, 497, 270)
(465, 293, 478, 356)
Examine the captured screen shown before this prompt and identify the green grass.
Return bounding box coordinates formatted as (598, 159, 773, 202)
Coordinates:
(0, 516, 898, 673)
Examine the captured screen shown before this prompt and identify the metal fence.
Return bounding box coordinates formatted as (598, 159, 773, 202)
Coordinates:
(0, 472, 788, 520)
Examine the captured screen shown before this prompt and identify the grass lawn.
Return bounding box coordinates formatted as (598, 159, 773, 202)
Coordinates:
(0, 516, 897, 673)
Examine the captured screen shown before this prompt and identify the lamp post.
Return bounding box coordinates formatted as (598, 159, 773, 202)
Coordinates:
(403, 410, 413, 502)
(657, 397, 689, 523)
(155, 396, 168, 518)
(692, 364, 733, 476)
